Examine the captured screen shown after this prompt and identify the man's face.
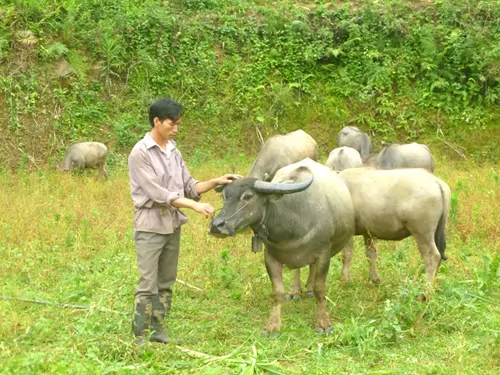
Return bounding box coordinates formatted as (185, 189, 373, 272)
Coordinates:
(154, 117, 181, 141)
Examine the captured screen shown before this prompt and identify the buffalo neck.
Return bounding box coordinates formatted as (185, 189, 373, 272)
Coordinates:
(260, 195, 312, 245)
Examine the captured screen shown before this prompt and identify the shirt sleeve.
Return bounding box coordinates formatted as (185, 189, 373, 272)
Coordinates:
(179, 153, 201, 201)
(128, 148, 181, 207)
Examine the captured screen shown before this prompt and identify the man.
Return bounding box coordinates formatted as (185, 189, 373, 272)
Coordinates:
(128, 98, 239, 345)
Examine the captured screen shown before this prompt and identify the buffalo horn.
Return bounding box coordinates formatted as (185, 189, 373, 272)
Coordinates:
(253, 174, 314, 194)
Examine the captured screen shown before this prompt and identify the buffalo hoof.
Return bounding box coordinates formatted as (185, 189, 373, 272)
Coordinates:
(315, 327, 333, 335)
(261, 331, 280, 338)
(285, 294, 301, 301)
(306, 291, 314, 298)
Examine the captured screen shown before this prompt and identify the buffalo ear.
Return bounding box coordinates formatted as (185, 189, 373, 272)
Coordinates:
(269, 193, 284, 201)
(268, 179, 292, 201)
(214, 174, 242, 193)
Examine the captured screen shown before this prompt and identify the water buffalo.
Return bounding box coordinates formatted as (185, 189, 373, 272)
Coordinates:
(57, 142, 108, 179)
(325, 146, 363, 172)
(338, 167, 450, 290)
(363, 142, 435, 173)
(337, 126, 372, 159)
(209, 158, 355, 334)
(248, 129, 318, 181)
(215, 129, 318, 192)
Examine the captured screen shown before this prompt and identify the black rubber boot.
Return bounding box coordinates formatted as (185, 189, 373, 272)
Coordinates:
(150, 293, 180, 343)
(132, 297, 152, 346)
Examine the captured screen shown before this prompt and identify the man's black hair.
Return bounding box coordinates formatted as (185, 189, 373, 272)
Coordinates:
(149, 98, 184, 127)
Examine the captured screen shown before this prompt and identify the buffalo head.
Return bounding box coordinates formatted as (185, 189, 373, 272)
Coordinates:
(209, 169, 314, 237)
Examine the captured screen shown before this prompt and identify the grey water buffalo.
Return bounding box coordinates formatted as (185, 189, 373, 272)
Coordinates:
(325, 146, 363, 172)
(363, 142, 435, 173)
(215, 129, 318, 192)
(209, 158, 355, 334)
(248, 129, 318, 181)
(337, 126, 372, 159)
(338, 167, 450, 289)
(57, 142, 109, 179)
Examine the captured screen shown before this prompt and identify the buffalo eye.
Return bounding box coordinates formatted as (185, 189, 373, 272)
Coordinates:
(241, 193, 253, 201)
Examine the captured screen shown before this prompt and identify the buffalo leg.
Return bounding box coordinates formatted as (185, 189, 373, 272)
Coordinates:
(414, 233, 442, 290)
(286, 269, 302, 301)
(99, 162, 109, 180)
(341, 237, 354, 282)
(263, 250, 284, 334)
(364, 235, 380, 284)
(289, 265, 316, 300)
(305, 264, 316, 298)
(312, 255, 332, 333)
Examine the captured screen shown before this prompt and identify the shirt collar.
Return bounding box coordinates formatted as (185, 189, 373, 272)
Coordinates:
(166, 141, 176, 153)
(144, 133, 157, 149)
(143, 133, 177, 150)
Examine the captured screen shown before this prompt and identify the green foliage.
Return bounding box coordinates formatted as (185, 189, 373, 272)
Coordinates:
(477, 254, 500, 295)
(51, 80, 108, 141)
(207, 247, 239, 289)
(112, 112, 145, 148)
(189, 148, 211, 168)
(39, 41, 68, 60)
(1, 0, 500, 163)
(450, 179, 464, 225)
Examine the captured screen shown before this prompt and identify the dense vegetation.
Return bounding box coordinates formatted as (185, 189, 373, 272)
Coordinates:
(1, 0, 500, 169)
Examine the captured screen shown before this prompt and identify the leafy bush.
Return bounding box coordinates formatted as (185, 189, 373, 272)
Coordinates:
(0, 0, 499, 165)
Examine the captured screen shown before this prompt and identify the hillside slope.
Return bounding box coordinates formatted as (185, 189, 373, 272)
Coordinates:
(1, 0, 499, 169)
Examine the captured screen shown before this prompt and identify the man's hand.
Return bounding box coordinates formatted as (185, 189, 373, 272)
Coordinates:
(193, 202, 215, 218)
(196, 174, 244, 195)
(216, 174, 243, 186)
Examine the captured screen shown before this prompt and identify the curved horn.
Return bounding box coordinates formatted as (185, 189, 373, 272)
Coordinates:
(253, 174, 314, 194)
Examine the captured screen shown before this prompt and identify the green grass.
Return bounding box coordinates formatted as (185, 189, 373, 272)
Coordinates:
(0, 153, 499, 374)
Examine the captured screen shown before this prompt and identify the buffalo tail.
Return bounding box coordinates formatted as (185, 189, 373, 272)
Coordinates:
(434, 182, 448, 261)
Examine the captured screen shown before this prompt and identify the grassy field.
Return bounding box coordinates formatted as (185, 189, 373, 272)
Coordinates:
(0, 152, 499, 374)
